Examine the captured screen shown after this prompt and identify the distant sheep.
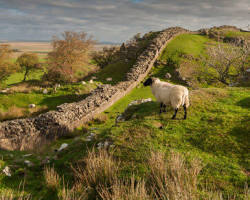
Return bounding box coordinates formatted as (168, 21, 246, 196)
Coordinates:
(143, 77, 189, 119)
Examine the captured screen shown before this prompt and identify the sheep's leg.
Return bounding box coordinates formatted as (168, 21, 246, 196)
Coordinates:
(159, 103, 163, 114)
(183, 104, 187, 120)
(171, 108, 178, 119)
(163, 104, 167, 113)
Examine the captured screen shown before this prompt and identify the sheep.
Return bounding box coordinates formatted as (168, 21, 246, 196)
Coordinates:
(143, 77, 189, 119)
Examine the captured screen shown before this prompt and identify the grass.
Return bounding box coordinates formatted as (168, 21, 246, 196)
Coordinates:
(1, 85, 248, 199)
(223, 31, 250, 40)
(160, 33, 210, 59)
(3, 69, 45, 86)
(95, 60, 135, 85)
(0, 33, 249, 199)
(0, 82, 96, 121)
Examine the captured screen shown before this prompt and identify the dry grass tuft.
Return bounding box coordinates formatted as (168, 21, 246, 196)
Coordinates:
(93, 113, 108, 124)
(59, 181, 88, 200)
(148, 151, 202, 200)
(0, 186, 31, 200)
(0, 106, 24, 121)
(98, 176, 150, 200)
(0, 105, 48, 121)
(44, 166, 61, 189)
(0, 193, 31, 200)
(73, 149, 119, 189)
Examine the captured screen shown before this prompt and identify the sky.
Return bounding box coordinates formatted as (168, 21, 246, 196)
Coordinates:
(0, 0, 249, 43)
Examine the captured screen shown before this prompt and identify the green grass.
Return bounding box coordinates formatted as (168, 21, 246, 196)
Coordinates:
(224, 31, 250, 40)
(0, 86, 249, 199)
(95, 60, 135, 85)
(3, 69, 45, 86)
(0, 83, 96, 121)
(160, 34, 210, 60)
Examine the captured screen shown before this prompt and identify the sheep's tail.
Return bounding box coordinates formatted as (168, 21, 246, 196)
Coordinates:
(183, 94, 190, 108)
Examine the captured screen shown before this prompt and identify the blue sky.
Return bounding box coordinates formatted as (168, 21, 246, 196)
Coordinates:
(0, 0, 249, 43)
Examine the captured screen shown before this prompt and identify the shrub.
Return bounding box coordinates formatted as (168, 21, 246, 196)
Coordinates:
(44, 31, 95, 83)
(16, 53, 40, 81)
(201, 42, 250, 85)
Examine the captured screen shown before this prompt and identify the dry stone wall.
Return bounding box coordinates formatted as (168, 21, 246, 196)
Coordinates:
(0, 27, 188, 150)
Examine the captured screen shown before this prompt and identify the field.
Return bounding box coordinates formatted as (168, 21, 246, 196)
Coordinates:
(0, 32, 249, 199)
(0, 42, 119, 121)
(3, 41, 117, 60)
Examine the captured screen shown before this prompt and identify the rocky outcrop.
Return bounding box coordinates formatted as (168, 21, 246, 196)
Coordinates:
(198, 25, 248, 46)
(0, 27, 188, 150)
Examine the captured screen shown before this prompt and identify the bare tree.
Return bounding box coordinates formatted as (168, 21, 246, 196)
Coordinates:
(202, 41, 250, 85)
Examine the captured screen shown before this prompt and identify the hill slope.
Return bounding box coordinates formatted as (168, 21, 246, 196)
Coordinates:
(0, 30, 249, 199)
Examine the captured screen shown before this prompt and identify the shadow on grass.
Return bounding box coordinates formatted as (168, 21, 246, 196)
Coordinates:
(39, 93, 90, 110)
(236, 97, 250, 108)
(93, 60, 135, 86)
(121, 101, 185, 121)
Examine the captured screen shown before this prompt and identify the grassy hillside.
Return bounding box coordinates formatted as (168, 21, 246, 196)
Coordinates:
(0, 32, 249, 199)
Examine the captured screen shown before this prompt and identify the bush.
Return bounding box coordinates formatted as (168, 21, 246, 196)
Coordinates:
(16, 53, 40, 81)
(44, 31, 95, 83)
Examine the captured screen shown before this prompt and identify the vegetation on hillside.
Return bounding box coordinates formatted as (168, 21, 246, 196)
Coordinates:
(0, 31, 99, 121)
(0, 28, 249, 199)
(153, 33, 249, 87)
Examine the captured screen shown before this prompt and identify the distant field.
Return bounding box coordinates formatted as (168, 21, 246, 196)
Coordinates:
(2, 42, 118, 59)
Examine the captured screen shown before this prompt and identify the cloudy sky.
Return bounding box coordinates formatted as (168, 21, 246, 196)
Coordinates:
(0, 0, 249, 43)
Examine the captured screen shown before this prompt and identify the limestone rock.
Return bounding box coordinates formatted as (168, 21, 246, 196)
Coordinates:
(3, 166, 11, 176)
(106, 77, 112, 81)
(29, 104, 36, 108)
(43, 89, 48, 94)
(165, 73, 172, 79)
(58, 143, 68, 151)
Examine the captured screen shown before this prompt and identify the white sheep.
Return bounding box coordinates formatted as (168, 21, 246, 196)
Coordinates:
(143, 77, 189, 119)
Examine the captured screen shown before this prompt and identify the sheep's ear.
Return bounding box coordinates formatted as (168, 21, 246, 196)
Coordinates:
(151, 77, 157, 82)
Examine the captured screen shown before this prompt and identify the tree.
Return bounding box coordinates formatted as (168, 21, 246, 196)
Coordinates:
(0, 44, 19, 83)
(202, 42, 250, 85)
(44, 31, 95, 83)
(16, 53, 40, 81)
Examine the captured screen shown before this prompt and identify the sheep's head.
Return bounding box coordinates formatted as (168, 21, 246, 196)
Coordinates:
(143, 77, 157, 86)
